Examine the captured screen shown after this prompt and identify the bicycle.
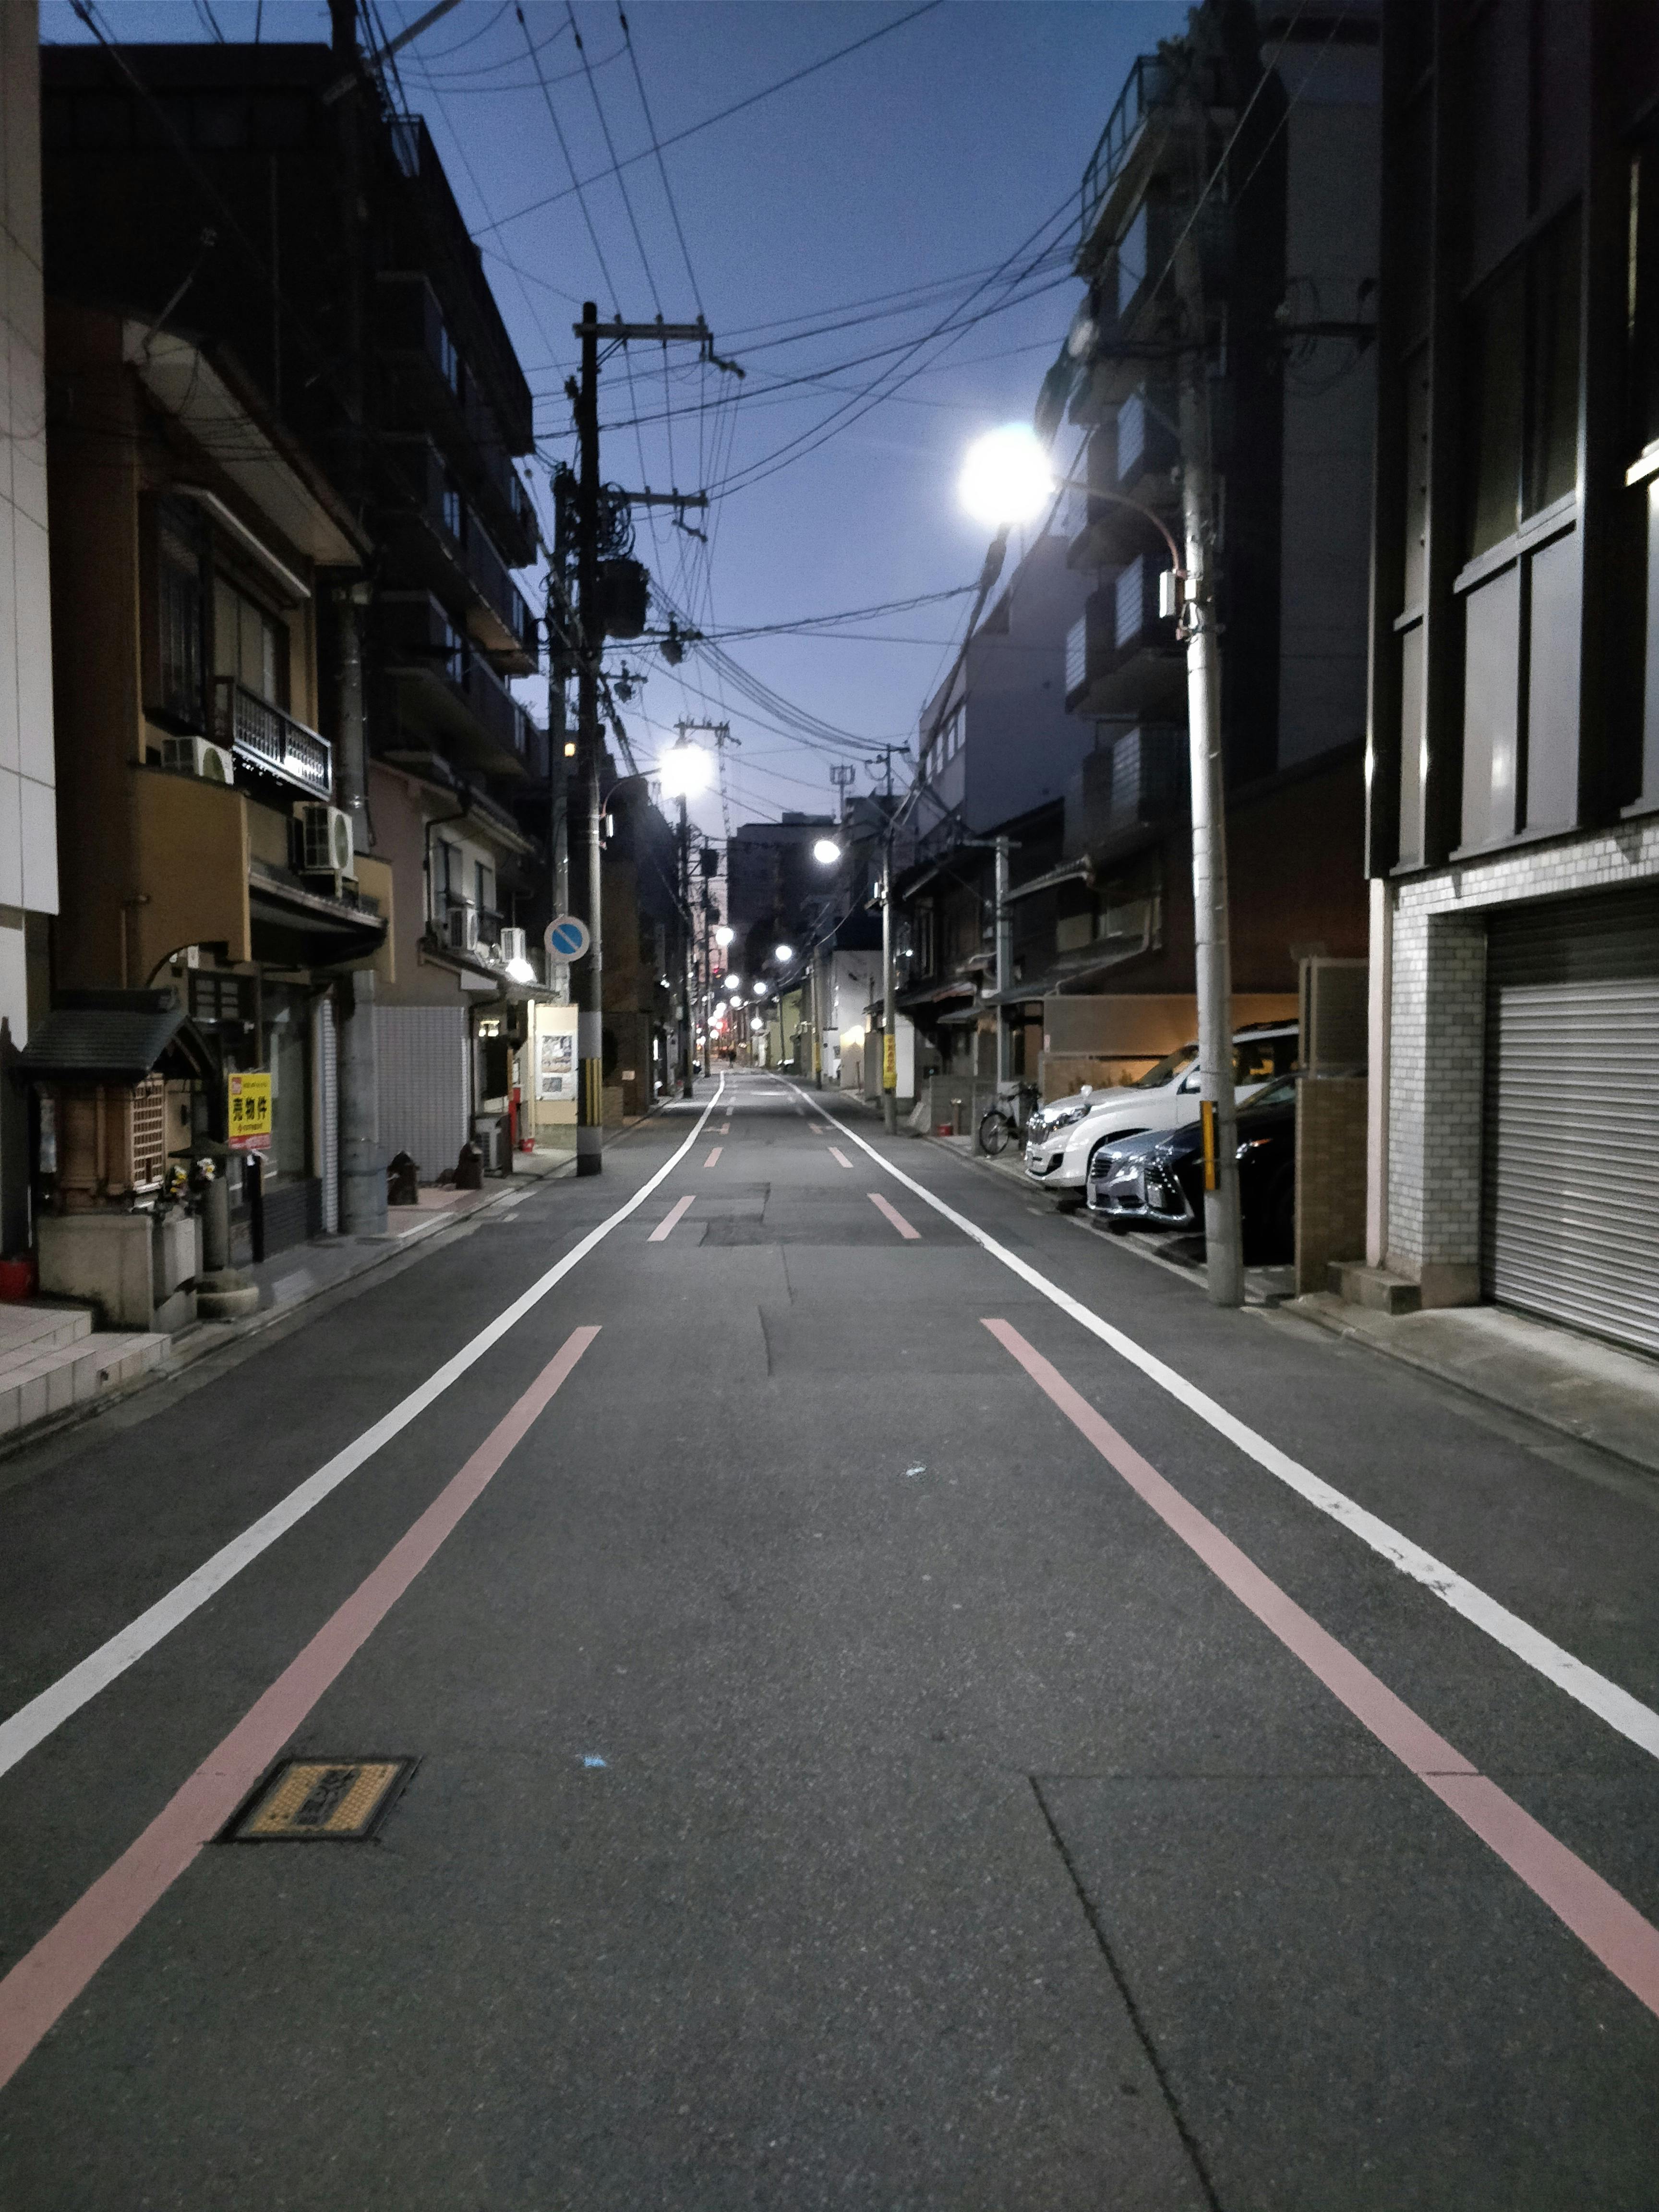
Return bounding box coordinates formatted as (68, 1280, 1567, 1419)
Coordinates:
(978, 1082, 1041, 1157)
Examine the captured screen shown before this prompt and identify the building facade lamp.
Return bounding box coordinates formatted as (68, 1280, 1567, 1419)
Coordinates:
(505, 956, 536, 985)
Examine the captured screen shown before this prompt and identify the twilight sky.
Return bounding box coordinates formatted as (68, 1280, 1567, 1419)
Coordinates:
(42, 0, 1189, 835)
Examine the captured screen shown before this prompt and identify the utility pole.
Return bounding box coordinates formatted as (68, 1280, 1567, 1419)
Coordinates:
(1173, 226, 1243, 1308)
(677, 790, 694, 1098)
(567, 311, 731, 1171)
(880, 829, 897, 1135)
(994, 834, 1013, 1093)
(573, 302, 605, 1175)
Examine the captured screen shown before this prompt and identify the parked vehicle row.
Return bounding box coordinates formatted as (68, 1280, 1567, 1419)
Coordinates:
(1085, 1073, 1299, 1260)
(1022, 1021, 1300, 1203)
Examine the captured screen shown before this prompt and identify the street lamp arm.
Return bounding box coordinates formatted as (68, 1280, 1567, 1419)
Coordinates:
(1051, 474, 1184, 574)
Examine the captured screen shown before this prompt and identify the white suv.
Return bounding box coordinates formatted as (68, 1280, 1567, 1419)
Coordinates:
(1022, 1022, 1299, 1203)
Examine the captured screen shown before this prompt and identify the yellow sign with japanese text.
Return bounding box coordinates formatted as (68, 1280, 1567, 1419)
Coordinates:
(882, 1032, 897, 1091)
(227, 1070, 273, 1151)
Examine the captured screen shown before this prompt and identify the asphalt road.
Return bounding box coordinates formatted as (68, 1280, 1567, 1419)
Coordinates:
(1, 1070, 1657, 2209)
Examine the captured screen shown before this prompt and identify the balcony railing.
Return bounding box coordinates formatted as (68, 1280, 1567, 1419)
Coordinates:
(213, 677, 332, 796)
(1080, 52, 1176, 249)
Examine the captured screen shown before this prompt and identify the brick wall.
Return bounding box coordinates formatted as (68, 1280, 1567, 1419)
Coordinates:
(1295, 1075, 1368, 1292)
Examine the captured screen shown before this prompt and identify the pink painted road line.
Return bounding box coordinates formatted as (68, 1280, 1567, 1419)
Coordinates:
(828, 1147, 853, 1169)
(868, 1192, 920, 1241)
(720, 1122, 731, 1134)
(648, 1196, 695, 1243)
(982, 1317, 1659, 2021)
(0, 1327, 601, 2095)
(704, 1146, 722, 1167)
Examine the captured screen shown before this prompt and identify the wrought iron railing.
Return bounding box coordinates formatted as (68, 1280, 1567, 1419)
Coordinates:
(213, 677, 332, 796)
(1080, 52, 1176, 247)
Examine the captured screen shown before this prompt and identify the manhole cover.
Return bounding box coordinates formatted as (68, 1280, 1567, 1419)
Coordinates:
(221, 1757, 417, 1842)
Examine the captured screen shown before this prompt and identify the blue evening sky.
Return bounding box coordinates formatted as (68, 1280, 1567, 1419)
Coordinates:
(42, 0, 1189, 833)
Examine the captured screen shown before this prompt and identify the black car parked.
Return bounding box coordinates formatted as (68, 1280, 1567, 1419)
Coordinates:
(1085, 1075, 1299, 1259)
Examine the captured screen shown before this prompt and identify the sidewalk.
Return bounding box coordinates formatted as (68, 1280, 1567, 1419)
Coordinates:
(1291, 1291, 1659, 1481)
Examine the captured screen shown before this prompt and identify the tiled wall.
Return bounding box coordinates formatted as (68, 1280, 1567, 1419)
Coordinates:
(1385, 819, 1659, 1286)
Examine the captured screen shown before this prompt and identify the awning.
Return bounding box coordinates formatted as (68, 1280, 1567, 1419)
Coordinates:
(17, 994, 215, 1084)
(249, 863, 387, 966)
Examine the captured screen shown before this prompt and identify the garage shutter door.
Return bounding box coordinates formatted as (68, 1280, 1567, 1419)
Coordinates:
(1482, 884, 1659, 1353)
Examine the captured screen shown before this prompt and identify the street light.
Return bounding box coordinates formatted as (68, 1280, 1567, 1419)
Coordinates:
(954, 406, 1240, 1307)
(752, 982, 768, 998)
(959, 424, 1055, 529)
(812, 838, 842, 865)
(657, 740, 709, 799)
(774, 942, 794, 962)
(505, 953, 536, 985)
(714, 924, 734, 949)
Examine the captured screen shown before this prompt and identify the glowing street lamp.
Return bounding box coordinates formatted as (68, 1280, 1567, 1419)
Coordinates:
(774, 942, 794, 962)
(752, 982, 768, 999)
(714, 924, 735, 949)
(657, 740, 709, 799)
(954, 403, 1240, 1305)
(958, 423, 1054, 530)
(812, 838, 842, 866)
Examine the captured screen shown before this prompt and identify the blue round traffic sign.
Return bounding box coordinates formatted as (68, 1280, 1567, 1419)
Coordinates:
(545, 914, 591, 960)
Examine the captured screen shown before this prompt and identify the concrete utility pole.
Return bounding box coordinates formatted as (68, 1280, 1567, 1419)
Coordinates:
(880, 828, 897, 1135)
(677, 792, 694, 1098)
(573, 302, 605, 1176)
(1173, 229, 1244, 1308)
(568, 311, 724, 1170)
(993, 834, 1013, 1091)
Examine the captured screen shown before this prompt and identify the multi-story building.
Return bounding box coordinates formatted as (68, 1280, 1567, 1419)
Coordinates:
(43, 299, 383, 1273)
(1042, 0, 1380, 1084)
(1352, 0, 1659, 1351)
(41, 28, 547, 1191)
(0, 2, 60, 1252)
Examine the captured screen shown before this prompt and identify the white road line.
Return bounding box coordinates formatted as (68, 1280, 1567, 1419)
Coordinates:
(790, 1083, 1659, 1766)
(649, 1195, 696, 1243)
(0, 1080, 728, 1786)
(828, 1147, 853, 1169)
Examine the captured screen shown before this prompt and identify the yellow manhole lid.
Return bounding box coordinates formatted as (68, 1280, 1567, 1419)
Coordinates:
(223, 1757, 417, 1842)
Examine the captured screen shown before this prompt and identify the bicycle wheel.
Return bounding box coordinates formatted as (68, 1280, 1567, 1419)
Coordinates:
(979, 1108, 1010, 1156)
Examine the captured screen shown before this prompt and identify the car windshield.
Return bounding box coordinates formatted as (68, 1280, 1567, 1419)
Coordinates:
(1241, 1075, 1298, 1114)
(1131, 1045, 1198, 1090)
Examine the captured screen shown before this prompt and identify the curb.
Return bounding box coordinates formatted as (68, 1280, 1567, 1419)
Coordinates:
(1284, 1292, 1659, 1485)
(0, 1159, 582, 1479)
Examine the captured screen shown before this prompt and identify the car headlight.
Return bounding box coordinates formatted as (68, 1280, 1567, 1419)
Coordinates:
(1045, 1101, 1091, 1133)
(1236, 1136, 1274, 1159)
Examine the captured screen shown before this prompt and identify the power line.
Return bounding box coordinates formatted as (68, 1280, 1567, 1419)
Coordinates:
(565, 0, 661, 316)
(515, 1, 622, 309)
(472, 1, 945, 238)
(616, 4, 702, 317)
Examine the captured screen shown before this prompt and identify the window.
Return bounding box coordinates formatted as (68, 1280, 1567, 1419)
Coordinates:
(1116, 204, 1148, 322)
(156, 518, 204, 730)
(437, 321, 465, 405)
(1465, 209, 1581, 558)
(213, 576, 289, 709)
(441, 477, 464, 544)
(1115, 555, 1145, 650)
(474, 861, 495, 917)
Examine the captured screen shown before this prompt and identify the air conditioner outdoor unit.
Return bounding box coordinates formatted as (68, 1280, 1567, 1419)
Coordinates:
(498, 926, 529, 966)
(447, 902, 480, 953)
(295, 802, 355, 880)
(161, 735, 234, 785)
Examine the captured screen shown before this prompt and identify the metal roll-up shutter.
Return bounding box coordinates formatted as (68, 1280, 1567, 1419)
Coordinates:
(1483, 883, 1659, 1353)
